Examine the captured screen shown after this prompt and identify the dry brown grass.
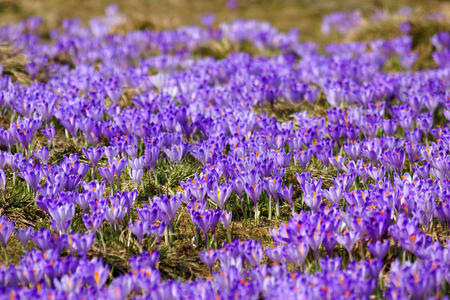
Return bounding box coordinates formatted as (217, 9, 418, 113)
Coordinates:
(347, 13, 450, 70)
(0, 42, 31, 84)
(1, 0, 448, 41)
(1, 0, 448, 282)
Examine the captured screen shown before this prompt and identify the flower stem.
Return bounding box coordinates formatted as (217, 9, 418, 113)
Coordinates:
(164, 227, 169, 246)
(99, 231, 106, 253)
(153, 169, 158, 185)
(195, 228, 200, 248)
(3, 246, 8, 266)
(275, 197, 279, 218)
(268, 196, 272, 220)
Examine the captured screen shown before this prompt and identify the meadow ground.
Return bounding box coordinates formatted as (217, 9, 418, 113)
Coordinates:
(0, 0, 449, 292)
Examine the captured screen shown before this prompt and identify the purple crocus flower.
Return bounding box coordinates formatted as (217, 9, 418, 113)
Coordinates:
(300, 176, 322, 211)
(404, 141, 421, 163)
(105, 192, 132, 229)
(432, 49, 450, 68)
(201, 13, 216, 28)
(430, 31, 450, 51)
(187, 178, 208, 201)
(399, 21, 411, 34)
(73, 232, 95, 257)
(82, 210, 105, 233)
(305, 88, 319, 104)
(154, 193, 181, 226)
(82, 180, 106, 199)
(273, 150, 291, 168)
(164, 143, 187, 163)
(32, 228, 63, 251)
(324, 86, 344, 108)
(208, 209, 222, 237)
(98, 164, 116, 189)
(81, 119, 102, 145)
(21, 168, 42, 197)
(327, 125, 343, 143)
(329, 155, 345, 173)
(144, 144, 160, 171)
(191, 210, 211, 245)
(226, 0, 238, 10)
(313, 141, 333, 167)
(0, 168, 5, 192)
(128, 157, 144, 170)
(284, 241, 309, 267)
(83, 146, 104, 175)
(16, 227, 33, 248)
(32, 146, 49, 165)
(264, 176, 282, 219)
(323, 231, 337, 254)
(414, 162, 430, 178)
(362, 139, 382, 163)
(17, 128, 35, 153)
(53, 273, 83, 294)
(430, 152, 448, 180)
(90, 259, 109, 290)
(130, 220, 148, 249)
(112, 156, 127, 180)
(405, 128, 422, 144)
(364, 209, 391, 240)
(48, 203, 75, 234)
(264, 176, 282, 199)
(416, 113, 433, 136)
(244, 181, 263, 222)
(306, 227, 325, 254)
(136, 203, 159, 224)
(104, 146, 119, 163)
(220, 210, 232, 233)
(381, 148, 405, 174)
(232, 176, 245, 199)
(105, 204, 127, 229)
(400, 51, 418, 69)
(208, 182, 233, 210)
(105, 78, 123, 105)
(303, 189, 322, 211)
(323, 185, 342, 205)
(266, 244, 285, 264)
(130, 249, 160, 270)
(296, 172, 311, 191)
(279, 184, 294, 214)
(367, 240, 390, 259)
(368, 165, 386, 182)
(242, 240, 264, 267)
(148, 220, 166, 238)
(199, 248, 217, 272)
(0, 216, 14, 247)
(17, 259, 46, 285)
(128, 168, 143, 189)
(125, 144, 138, 158)
(336, 230, 360, 259)
(332, 172, 355, 192)
(343, 140, 362, 161)
(0, 152, 6, 169)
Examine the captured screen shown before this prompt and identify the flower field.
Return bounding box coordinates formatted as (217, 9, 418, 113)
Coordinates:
(0, 1, 449, 299)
